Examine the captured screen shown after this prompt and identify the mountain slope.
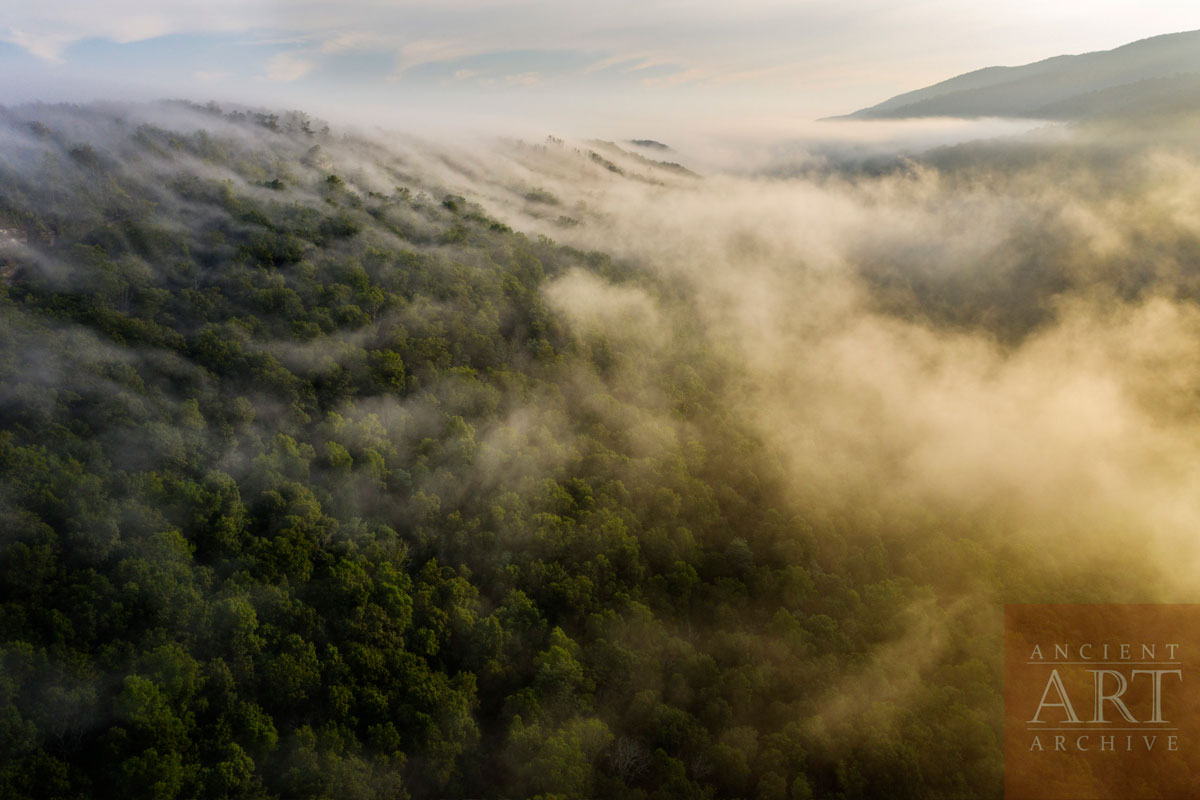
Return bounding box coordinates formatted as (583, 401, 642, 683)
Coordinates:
(0, 101, 1011, 800)
(837, 29, 1200, 120)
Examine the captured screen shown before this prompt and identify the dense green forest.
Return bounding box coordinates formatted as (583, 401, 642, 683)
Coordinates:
(0, 101, 1178, 799)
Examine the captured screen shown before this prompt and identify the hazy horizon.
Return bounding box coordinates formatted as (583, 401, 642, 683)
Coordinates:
(4, 2, 1200, 139)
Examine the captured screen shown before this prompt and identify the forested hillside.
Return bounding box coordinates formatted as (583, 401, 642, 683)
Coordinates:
(0, 101, 1183, 799)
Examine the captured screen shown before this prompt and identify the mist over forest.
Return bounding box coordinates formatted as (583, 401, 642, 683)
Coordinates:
(2, 90, 1200, 800)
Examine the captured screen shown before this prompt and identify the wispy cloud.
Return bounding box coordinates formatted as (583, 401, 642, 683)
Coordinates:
(194, 69, 232, 82)
(109, 14, 171, 43)
(394, 38, 495, 74)
(582, 52, 655, 74)
(504, 71, 541, 86)
(641, 67, 710, 88)
(265, 52, 315, 82)
(625, 57, 674, 73)
(4, 28, 74, 62)
(318, 31, 393, 54)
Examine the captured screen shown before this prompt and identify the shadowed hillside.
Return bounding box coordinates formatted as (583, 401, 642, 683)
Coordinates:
(835, 29, 1200, 120)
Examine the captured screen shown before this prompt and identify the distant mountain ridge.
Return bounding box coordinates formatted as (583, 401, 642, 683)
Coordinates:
(835, 29, 1200, 120)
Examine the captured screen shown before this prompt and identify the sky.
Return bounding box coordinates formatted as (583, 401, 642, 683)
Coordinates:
(3, 1, 1200, 138)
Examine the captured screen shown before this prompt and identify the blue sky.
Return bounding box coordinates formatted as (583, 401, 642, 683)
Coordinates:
(3, 1, 1200, 136)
